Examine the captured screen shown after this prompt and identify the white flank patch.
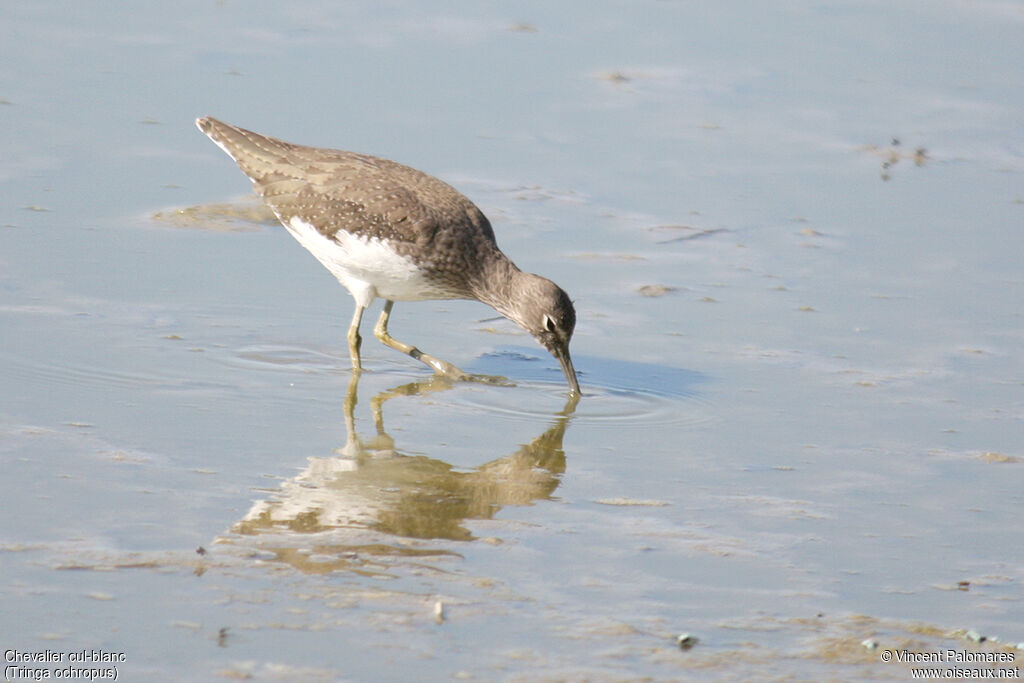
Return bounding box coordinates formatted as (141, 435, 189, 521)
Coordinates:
(284, 216, 453, 306)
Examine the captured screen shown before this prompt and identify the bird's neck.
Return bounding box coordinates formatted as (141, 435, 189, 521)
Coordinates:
(473, 254, 525, 323)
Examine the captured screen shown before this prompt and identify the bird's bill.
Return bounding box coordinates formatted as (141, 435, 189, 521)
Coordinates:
(553, 344, 581, 396)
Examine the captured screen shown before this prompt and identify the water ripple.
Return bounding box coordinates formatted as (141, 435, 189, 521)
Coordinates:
(459, 346, 715, 429)
(229, 344, 350, 374)
(216, 344, 715, 429)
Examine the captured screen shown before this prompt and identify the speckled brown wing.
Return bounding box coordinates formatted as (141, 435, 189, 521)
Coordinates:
(196, 117, 497, 255)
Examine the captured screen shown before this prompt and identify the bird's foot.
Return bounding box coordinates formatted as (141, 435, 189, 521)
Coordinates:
(421, 355, 513, 387)
(464, 373, 515, 387)
(422, 355, 471, 380)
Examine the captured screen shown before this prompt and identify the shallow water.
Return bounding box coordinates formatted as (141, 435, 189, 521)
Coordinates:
(2, 0, 1022, 680)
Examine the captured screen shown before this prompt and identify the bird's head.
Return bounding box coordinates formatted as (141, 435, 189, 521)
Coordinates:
(509, 274, 580, 395)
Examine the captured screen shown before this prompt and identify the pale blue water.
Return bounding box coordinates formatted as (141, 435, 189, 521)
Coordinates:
(2, 0, 1022, 680)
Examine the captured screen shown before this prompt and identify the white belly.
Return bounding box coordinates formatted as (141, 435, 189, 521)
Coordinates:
(283, 216, 455, 307)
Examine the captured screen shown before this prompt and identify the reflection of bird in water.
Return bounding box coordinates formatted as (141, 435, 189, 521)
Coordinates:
(232, 373, 577, 545)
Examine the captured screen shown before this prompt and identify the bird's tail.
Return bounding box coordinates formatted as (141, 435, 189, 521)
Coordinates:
(196, 116, 298, 183)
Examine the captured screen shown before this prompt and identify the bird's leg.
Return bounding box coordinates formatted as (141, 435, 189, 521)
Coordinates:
(347, 304, 365, 371)
(373, 300, 469, 380)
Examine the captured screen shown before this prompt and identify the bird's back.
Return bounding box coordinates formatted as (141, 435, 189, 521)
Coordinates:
(196, 117, 502, 290)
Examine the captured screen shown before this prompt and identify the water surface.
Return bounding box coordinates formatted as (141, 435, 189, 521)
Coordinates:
(2, 0, 1022, 680)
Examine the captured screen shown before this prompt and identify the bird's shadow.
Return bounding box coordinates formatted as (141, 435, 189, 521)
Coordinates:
(468, 345, 705, 398)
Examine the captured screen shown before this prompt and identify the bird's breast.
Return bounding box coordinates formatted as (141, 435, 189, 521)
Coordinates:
(284, 216, 461, 302)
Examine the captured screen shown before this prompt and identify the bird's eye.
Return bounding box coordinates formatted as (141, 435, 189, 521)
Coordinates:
(543, 315, 556, 333)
